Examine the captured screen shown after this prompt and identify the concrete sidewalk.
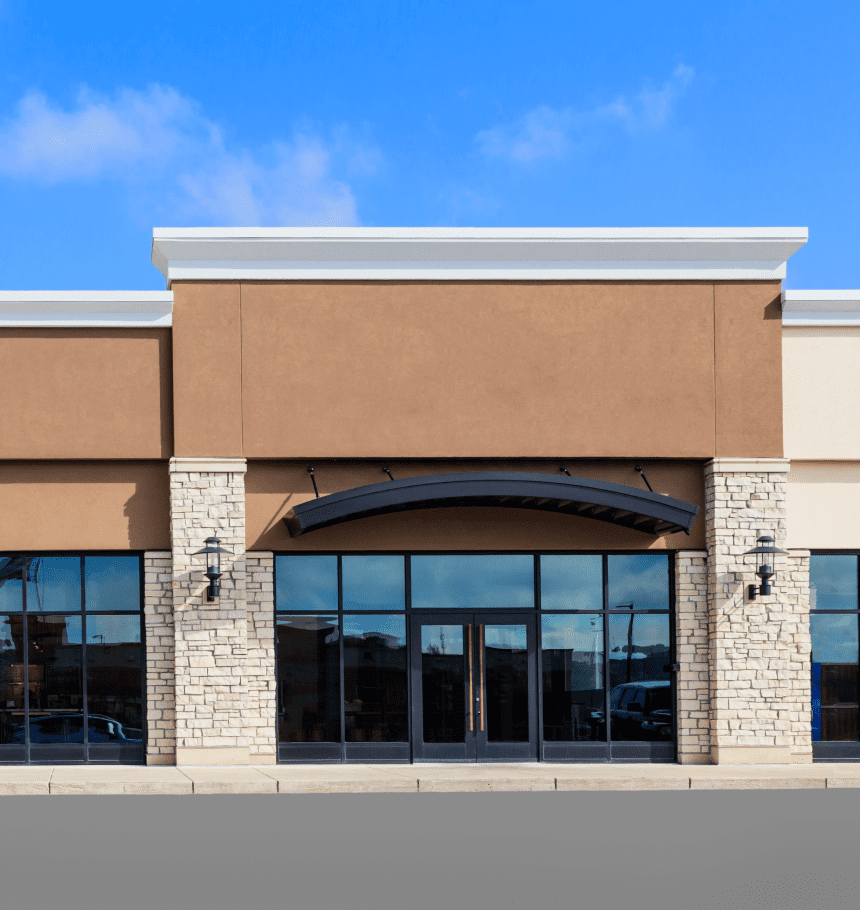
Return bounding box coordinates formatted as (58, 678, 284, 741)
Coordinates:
(3, 762, 860, 795)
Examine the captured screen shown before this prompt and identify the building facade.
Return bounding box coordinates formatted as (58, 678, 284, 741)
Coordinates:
(0, 227, 856, 766)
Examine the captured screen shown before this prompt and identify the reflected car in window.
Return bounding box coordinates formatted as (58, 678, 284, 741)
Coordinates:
(9, 714, 142, 744)
(591, 681, 673, 741)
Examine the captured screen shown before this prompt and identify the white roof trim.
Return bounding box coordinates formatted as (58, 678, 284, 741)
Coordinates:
(782, 290, 860, 326)
(0, 291, 173, 327)
(151, 227, 808, 286)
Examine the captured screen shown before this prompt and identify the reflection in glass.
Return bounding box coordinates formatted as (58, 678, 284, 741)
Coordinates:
(275, 555, 338, 612)
(86, 615, 143, 740)
(541, 614, 605, 742)
(84, 557, 141, 611)
(342, 556, 405, 611)
(0, 616, 25, 744)
(25, 557, 81, 612)
(608, 613, 671, 741)
(607, 555, 669, 610)
(343, 615, 407, 742)
(411, 555, 534, 610)
(27, 614, 84, 742)
(540, 556, 602, 611)
(811, 613, 859, 742)
(484, 624, 528, 742)
(0, 558, 24, 612)
(810, 555, 858, 611)
(277, 615, 340, 743)
(421, 625, 466, 743)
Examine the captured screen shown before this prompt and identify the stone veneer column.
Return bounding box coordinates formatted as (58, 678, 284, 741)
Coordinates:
(675, 551, 710, 763)
(144, 551, 175, 764)
(245, 553, 277, 763)
(170, 457, 249, 766)
(705, 458, 812, 764)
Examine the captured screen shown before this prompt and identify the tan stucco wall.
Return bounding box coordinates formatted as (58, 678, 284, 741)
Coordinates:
(0, 462, 170, 549)
(783, 327, 860, 460)
(170, 280, 783, 460)
(246, 459, 706, 551)
(786, 461, 860, 548)
(0, 329, 172, 459)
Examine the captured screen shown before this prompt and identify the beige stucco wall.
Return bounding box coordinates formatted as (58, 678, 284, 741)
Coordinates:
(783, 327, 860, 459)
(786, 461, 860, 548)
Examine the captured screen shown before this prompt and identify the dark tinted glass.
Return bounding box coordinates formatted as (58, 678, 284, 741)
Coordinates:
(342, 556, 405, 611)
(540, 556, 602, 611)
(343, 615, 407, 742)
(810, 555, 858, 611)
(421, 624, 466, 743)
(86, 615, 143, 740)
(811, 613, 859, 742)
(25, 557, 81, 612)
(27, 614, 84, 742)
(411, 555, 534, 610)
(608, 613, 671, 741)
(484, 624, 528, 742)
(84, 557, 141, 611)
(275, 556, 338, 612)
(277, 615, 340, 743)
(607, 554, 669, 610)
(541, 614, 605, 742)
(0, 558, 24, 612)
(0, 616, 25, 744)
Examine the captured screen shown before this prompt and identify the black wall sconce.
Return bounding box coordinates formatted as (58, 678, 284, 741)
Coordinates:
(194, 536, 231, 601)
(744, 533, 788, 600)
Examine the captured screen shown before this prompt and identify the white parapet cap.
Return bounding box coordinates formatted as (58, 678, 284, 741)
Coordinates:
(0, 290, 174, 327)
(151, 226, 809, 286)
(781, 289, 860, 326)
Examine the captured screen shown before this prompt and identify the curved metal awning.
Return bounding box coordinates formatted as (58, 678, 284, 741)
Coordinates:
(284, 471, 699, 537)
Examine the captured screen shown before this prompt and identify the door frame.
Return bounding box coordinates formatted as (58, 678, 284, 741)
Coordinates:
(410, 612, 538, 762)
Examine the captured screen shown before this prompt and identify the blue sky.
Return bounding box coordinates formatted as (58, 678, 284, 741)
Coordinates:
(0, 0, 858, 290)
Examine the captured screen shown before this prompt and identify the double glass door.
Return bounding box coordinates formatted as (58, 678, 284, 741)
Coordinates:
(411, 614, 538, 761)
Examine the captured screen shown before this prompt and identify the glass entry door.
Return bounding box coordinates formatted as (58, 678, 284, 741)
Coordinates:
(410, 614, 537, 761)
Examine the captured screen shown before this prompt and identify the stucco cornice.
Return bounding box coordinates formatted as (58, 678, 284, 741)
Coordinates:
(0, 291, 173, 327)
(782, 289, 860, 325)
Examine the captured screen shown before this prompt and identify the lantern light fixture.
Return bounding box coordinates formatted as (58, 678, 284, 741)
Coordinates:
(744, 533, 788, 600)
(193, 536, 231, 601)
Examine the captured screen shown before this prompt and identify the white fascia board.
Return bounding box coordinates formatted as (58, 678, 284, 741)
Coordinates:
(151, 227, 808, 286)
(0, 291, 173, 327)
(782, 290, 860, 325)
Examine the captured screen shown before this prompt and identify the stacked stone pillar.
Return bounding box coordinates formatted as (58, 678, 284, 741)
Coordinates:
(169, 457, 250, 765)
(705, 458, 812, 764)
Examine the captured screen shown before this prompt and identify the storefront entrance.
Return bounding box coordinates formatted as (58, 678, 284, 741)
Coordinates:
(412, 614, 538, 761)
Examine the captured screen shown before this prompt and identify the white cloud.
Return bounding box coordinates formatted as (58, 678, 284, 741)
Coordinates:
(0, 84, 378, 226)
(476, 64, 694, 164)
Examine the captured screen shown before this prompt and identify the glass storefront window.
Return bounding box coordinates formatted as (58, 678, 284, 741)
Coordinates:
(25, 557, 81, 612)
(411, 555, 534, 610)
(607, 554, 669, 610)
(86, 615, 143, 740)
(811, 555, 858, 611)
(343, 615, 407, 742)
(277, 615, 340, 743)
(0, 558, 24, 612)
(540, 556, 602, 611)
(84, 556, 141, 611)
(811, 612, 859, 742)
(275, 555, 338, 612)
(27, 614, 84, 742)
(0, 616, 24, 745)
(342, 556, 405, 611)
(541, 614, 605, 742)
(607, 612, 671, 742)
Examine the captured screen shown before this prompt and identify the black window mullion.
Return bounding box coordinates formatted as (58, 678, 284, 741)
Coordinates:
(21, 558, 30, 762)
(602, 554, 611, 748)
(82, 556, 88, 752)
(338, 556, 345, 759)
(405, 555, 413, 760)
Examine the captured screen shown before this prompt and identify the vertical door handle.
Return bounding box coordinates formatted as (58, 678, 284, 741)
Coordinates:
(478, 625, 485, 731)
(467, 623, 474, 732)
